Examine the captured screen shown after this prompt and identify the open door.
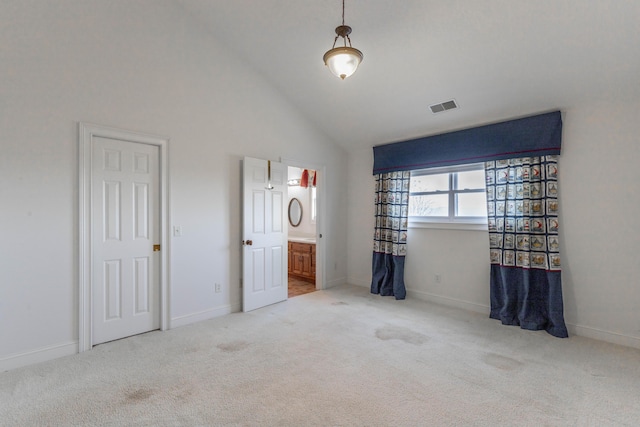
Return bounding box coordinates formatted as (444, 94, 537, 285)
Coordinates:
(242, 157, 288, 312)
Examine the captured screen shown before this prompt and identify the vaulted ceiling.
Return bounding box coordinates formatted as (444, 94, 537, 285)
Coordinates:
(177, 0, 640, 151)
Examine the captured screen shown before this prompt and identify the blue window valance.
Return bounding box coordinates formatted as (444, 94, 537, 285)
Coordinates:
(373, 111, 562, 174)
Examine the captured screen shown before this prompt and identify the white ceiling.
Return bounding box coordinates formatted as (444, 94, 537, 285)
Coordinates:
(177, 0, 640, 152)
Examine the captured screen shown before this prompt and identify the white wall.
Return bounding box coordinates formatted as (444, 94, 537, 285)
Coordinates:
(560, 102, 640, 347)
(347, 104, 640, 349)
(0, 0, 347, 370)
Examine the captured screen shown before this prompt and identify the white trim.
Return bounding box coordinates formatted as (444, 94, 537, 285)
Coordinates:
(309, 186, 317, 225)
(78, 122, 170, 353)
(281, 158, 326, 291)
(408, 220, 488, 232)
(347, 277, 371, 288)
(413, 290, 640, 350)
(327, 283, 640, 350)
(170, 304, 240, 329)
(0, 341, 78, 372)
(325, 276, 347, 289)
(567, 323, 640, 350)
(408, 288, 491, 315)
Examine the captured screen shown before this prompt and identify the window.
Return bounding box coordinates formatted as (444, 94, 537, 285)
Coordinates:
(310, 186, 317, 223)
(409, 163, 487, 229)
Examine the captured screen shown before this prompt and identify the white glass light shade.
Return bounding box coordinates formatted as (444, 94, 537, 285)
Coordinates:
(323, 47, 363, 80)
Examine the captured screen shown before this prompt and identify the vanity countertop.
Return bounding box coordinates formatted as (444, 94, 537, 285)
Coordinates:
(288, 237, 316, 244)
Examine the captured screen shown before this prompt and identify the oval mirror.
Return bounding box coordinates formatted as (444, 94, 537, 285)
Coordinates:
(288, 198, 303, 227)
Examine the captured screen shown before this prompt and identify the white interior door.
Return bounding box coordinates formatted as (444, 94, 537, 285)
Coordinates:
(92, 137, 160, 344)
(242, 157, 288, 312)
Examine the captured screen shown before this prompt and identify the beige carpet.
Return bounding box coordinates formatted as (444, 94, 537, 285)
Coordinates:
(1, 284, 640, 426)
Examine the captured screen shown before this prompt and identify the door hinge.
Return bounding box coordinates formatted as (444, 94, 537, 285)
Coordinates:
(153, 244, 161, 252)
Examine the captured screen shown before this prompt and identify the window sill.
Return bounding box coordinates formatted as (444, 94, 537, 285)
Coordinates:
(408, 220, 488, 232)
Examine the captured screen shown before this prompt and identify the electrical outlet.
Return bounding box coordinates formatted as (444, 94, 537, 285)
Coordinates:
(435, 274, 442, 284)
(215, 283, 221, 293)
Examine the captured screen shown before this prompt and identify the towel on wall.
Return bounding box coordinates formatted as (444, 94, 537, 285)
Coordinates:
(300, 169, 316, 188)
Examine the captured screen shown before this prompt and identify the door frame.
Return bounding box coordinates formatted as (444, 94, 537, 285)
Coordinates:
(282, 158, 326, 290)
(78, 122, 170, 352)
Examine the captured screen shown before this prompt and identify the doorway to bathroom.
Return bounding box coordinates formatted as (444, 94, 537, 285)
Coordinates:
(286, 163, 322, 297)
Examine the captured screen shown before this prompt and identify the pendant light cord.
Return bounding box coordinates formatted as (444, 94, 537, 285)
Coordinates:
(331, 0, 351, 49)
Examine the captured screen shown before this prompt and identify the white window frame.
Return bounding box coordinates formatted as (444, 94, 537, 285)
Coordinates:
(409, 163, 488, 231)
(310, 186, 317, 224)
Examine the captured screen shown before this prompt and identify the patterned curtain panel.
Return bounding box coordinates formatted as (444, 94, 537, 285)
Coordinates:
(371, 171, 410, 300)
(485, 156, 568, 338)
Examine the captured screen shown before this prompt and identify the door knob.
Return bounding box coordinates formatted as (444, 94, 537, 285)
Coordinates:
(243, 240, 253, 246)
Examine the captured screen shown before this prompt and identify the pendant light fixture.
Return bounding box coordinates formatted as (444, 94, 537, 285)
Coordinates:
(323, 0, 363, 80)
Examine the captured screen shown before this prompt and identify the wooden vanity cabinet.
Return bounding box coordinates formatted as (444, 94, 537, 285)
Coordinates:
(288, 241, 316, 283)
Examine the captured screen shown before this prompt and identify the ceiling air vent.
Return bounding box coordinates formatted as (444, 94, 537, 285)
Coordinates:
(430, 99, 458, 114)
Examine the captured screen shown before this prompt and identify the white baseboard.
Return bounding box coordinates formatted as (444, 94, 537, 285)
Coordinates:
(346, 280, 490, 315)
(324, 276, 347, 289)
(567, 323, 640, 350)
(0, 341, 78, 373)
(346, 276, 370, 288)
(170, 304, 238, 329)
(408, 289, 491, 315)
(406, 290, 640, 349)
(411, 291, 640, 349)
(344, 281, 640, 349)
